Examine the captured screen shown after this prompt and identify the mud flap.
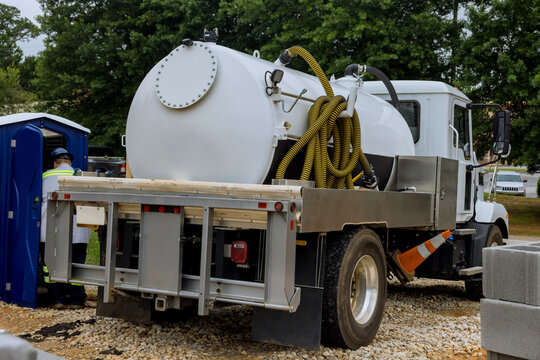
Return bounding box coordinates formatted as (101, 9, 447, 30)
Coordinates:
(251, 285, 323, 350)
(96, 287, 153, 324)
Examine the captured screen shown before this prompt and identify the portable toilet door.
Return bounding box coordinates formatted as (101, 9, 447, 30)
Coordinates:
(5, 124, 43, 307)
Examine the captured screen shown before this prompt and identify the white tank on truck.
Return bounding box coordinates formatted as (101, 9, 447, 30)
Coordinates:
(125, 40, 414, 185)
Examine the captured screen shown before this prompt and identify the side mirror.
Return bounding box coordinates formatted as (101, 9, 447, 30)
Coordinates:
(523, 179, 528, 183)
(493, 110, 510, 156)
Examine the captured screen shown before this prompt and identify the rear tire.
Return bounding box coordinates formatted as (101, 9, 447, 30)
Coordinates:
(321, 228, 386, 349)
(465, 225, 503, 300)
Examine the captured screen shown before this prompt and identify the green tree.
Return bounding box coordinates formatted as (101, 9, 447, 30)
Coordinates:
(456, 0, 540, 164)
(218, 0, 461, 81)
(19, 55, 37, 92)
(0, 65, 36, 113)
(0, 3, 39, 67)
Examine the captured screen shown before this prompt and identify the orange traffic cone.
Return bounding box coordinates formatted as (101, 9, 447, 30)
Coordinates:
(391, 230, 452, 283)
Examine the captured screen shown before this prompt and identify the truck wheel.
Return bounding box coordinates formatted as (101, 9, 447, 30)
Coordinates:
(485, 225, 503, 247)
(321, 228, 386, 349)
(465, 225, 503, 300)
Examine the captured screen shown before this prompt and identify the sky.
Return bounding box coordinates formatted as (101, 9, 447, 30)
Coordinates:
(1, 0, 45, 57)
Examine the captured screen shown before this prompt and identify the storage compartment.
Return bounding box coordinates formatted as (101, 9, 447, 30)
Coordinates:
(390, 156, 458, 230)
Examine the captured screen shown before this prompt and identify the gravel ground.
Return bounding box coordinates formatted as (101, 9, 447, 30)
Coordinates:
(0, 278, 485, 360)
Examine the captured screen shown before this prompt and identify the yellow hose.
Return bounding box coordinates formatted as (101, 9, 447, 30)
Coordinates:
(275, 46, 371, 189)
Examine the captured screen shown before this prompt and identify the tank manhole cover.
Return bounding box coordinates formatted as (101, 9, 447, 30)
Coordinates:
(155, 41, 217, 109)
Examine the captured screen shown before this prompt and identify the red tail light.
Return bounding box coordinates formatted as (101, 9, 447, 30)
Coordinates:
(173, 207, 181, 214)
(51, 192, 58, 200)
(120, 163, 126, 173)
(231, 241, 247, 263)
(158, 206, 165, 213)
(143, 205, 151, 212)
(64, 193, 71, 199)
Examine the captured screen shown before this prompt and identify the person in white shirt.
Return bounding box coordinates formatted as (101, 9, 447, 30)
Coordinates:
(41, 148, 90, 309)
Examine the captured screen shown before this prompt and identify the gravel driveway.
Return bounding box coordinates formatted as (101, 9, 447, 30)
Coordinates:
(0, 278, 484, 360)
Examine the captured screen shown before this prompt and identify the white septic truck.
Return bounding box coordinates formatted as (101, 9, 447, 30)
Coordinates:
(44, 31, 510, 349)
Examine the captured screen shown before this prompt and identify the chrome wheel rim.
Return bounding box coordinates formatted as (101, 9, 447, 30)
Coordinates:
(350, 255, 379, 325)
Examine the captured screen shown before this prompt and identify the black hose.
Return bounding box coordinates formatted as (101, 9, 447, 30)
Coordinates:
(345, 64, 400, 111)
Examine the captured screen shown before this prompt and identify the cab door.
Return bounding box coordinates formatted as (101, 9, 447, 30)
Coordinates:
(7, 124, 43, 307)
(451, 99, 474, 222)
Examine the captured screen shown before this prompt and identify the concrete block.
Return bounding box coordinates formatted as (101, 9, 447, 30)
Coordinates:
(483, 241, 540, 305)
(0, 330, 64, 360)
(487, 350, 526, 360)
(481, 298, 540, 360)
(0, 331, 37, 360)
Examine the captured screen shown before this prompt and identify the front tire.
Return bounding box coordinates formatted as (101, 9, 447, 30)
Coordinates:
(321, 228, 386, 349)
(485, 225, 503, 247)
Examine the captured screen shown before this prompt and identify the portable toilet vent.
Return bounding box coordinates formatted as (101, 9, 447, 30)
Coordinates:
(0, 113, 90, 308)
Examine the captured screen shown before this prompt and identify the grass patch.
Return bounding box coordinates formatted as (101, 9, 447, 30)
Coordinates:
(488, 194, 540, 237)
(484, 167, 528, 172)
(85, 230, 100, 265)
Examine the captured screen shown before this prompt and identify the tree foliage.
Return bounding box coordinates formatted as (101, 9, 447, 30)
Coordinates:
(0, 65, 37, 113)
(0, 3, 39, 68)
(456, 0, 540, 165)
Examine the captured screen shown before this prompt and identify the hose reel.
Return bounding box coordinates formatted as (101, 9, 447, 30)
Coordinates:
(273, 46, 377, 190)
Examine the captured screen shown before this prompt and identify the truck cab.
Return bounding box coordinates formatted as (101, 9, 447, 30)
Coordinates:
(363, 80, 508, 236)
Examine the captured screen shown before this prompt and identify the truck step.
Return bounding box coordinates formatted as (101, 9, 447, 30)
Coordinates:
(458, 266, 483, 276)
(453, 228, 477, 236)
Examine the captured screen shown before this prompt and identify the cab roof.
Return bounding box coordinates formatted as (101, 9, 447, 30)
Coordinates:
(361, 80, 471, 102)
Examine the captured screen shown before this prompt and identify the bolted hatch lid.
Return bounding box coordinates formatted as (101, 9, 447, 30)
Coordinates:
(155, 41, 217, 109)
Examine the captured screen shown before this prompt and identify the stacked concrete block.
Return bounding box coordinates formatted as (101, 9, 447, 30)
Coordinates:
(0, 330, 64, 360)
(481, 242, 540, 360)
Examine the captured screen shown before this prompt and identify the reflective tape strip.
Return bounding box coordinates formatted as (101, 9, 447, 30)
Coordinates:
(71, 282, 84, 286)
(42, 170, 74, 178)
(43, 170, 74, 176)
(430, 233, 446, 248)
(417, 242, 431, 259)
(43, 266, 56, 283)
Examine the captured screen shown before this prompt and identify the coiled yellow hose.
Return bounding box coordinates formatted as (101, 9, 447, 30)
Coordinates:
(275, 46, 372, 189)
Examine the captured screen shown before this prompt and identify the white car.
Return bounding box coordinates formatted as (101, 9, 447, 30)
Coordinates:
(494, 171, 527, 196)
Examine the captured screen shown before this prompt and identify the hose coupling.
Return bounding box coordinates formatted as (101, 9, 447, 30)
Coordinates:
(360, 168, 379, 190)
(274, 50, 294, 66)
(344, 64, 369, 76)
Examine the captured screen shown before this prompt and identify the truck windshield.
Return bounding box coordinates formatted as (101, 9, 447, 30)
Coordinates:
(497, 174, 522, 182)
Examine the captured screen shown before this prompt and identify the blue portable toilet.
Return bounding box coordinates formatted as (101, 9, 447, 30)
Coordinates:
(0, 113, 90, 308)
